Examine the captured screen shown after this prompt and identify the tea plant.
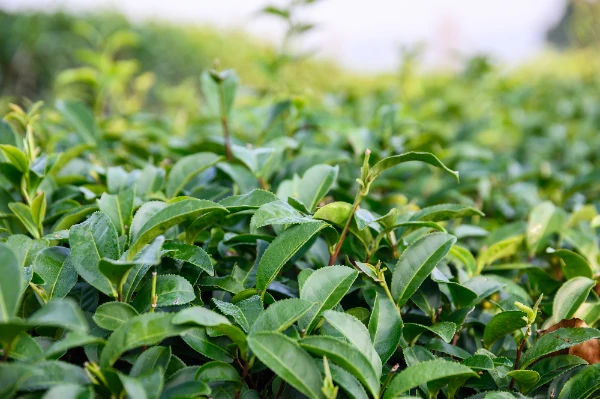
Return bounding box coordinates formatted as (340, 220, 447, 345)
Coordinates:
(1, 17, 600, 399)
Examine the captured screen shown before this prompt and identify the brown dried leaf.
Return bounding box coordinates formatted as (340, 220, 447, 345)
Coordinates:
(540, 318, 600, 364)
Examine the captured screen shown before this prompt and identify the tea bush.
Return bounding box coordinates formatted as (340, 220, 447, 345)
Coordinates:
(1, 12, 600, 399)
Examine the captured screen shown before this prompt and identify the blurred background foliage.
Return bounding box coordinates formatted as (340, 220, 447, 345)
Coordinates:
(0, 0, 599, 225)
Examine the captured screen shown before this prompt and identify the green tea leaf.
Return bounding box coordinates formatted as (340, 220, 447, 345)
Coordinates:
(251, 298, 314, 333)
(291, 164, 339, 212)
(201, 69, 238, 117)
(316, 359, 368, 399)
(299, 265, 358, 334)
(558, 363, 600, 399)
(28, 299, 88, 332)
(9, 202, 40, 238)
(248, 331, 325, 399)
(368, 152, 459, 182)
(97, 188, 135, 236)
(56, 100, 98, 144)
(0, 242, 23, 321)
(506, 370, 539, 393)
(42, 383, 94, 399)
(181, 327, 234, 363)
(43, 332, 104, 359)
(100, 312, 189, 367)
(403, 322, 457, 345)
(483, 310, 528, 348)
(324, 310, 382, 374)
(20, 361, 89, 391)
(196, 361, 241, 383)
(300, 335, 381, 398)
(521, 328, 600, 368)
(70, 211, 120, 297)
(553, 277, 595, 321)
(130, 347, 170, 380)
(256, 221, 328, 292)
(33, 246, 77, 300)
(551, 248, 594, 280)
(382, 359, 477, 399)
(528, 355, 588, 392)
(313, 202, 371, 249)
(213, 298, 252, 332)
(166, 152, 223, 198)
(410, 204, 484, 222)
(93, 301, 139, 331)
(173, 306, 248, 357)
(250, 199, 315, 231)
(476, 235, 523, 274)
(128, 198, 226, 260)
(133, 274, 195, 312)
(162, 241, 214, 276)
(527, 201, 565, 255)
(368, 293, 403, 363)
(391, 232, 456, 307)
(218, 189, 278, 211)
(0, 144, 28, 172)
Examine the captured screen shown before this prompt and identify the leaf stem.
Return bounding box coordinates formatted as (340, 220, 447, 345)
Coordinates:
(329, 149, 371, 265)
(235, 359, 249, 399)
(379, 276, 398, 312)
(509, 327, 529, 390)
(274, 380, 286, 399)
(150, 271, 158, 312)
(329, 193, 363, 265)
(380, 364, 399, 398)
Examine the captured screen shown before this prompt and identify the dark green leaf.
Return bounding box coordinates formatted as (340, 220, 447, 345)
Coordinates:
(128, 198, 226, 260)
(521, 328, 600, 368)
(300, 335, 380, 398)
(298, 265, 358, 334)
(410, 204, 484, 222)
(70, 211, 120, 297)
(382, 359, 477, 399)
(558, 363, 600, 399)
(100, 312, 189, 367)
(33, 246, 77, 300)
(93, 301, 139, 331)
(166, 152, 223, 198)
(249, 331, 325, 399)
(391, 232, 456, 307)
(368, 152, 459, 182)
(251, 298, 314, 333)
(256, 221, 329, 292)
(483, 310, 528, 348)
(162, 242, 214, 276)
(0, 242, 22, 321)
(553, 277, 595, 321)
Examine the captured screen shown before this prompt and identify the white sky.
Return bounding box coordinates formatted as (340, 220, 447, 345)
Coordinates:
(1, 0, 567, 71)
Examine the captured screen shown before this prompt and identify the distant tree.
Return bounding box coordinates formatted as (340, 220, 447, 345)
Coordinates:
(547, 0, 600, 48)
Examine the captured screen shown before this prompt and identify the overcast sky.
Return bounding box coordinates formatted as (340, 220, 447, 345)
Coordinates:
(1, 0, 567, 71)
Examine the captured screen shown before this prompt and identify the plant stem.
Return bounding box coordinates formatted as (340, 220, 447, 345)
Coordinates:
(274, 381, 286, 399)
(257, 176, 268, 190)
(452, 332, 459, 346)
(217, 81, 232, 161)
(329, 193, 363, 265)
(380, 364, 399, 398)
(509, 328, 529, 390)
(235, 360, 249, 399)
(379, 276, 398, 312)
(150, 271, 158, 312)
